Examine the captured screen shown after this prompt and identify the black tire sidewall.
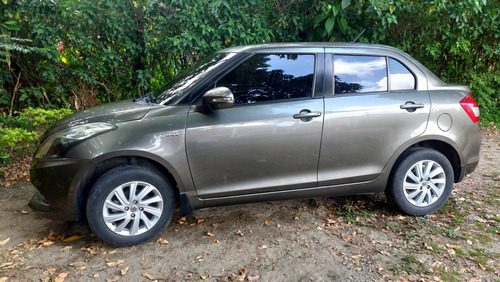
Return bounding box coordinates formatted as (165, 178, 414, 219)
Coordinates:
(387, 149, 454, 216)
(86, 165, 174, 246)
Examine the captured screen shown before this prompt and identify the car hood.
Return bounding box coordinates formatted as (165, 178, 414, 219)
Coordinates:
(42, 100, 152, 139)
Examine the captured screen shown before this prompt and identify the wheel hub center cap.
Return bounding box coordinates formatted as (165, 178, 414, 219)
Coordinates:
(130, 206, 138, 212)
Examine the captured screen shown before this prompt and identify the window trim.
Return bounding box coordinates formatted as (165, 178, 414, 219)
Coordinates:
(330, 54, 419, 97)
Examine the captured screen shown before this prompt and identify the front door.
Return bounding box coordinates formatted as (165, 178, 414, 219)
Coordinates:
(186, 53, 324, 198)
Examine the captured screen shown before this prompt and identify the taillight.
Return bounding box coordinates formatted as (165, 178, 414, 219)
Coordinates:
(460, 93, 480, 123)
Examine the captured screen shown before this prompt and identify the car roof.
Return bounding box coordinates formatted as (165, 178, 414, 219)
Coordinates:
(218, 42, 405, 54)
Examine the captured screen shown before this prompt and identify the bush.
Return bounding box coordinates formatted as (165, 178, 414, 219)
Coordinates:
(0, 107, 73, 166)
(1, 0, 498, 124)
(470, 72, 500, 124)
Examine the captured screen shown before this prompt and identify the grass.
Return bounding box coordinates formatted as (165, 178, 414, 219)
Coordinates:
(453, 247, 466, 256)
(407, 216, 429, 230)
(469, 248, 496, 271)
(487, 226, 499, 234)
(436, 267, 461, 281)
(385, 221, 401, 232)
(389, 254, 427, 275)
(334, 199, 377, 224)
(475, 233, 492, 244)
(432, 226, 460, 238)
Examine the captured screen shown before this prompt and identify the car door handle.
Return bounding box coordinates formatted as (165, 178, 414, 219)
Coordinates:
(400, 102, 424, 110)
(293, 111, 322, 119)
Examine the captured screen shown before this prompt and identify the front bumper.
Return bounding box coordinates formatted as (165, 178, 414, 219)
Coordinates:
(30, 158, 92, 221)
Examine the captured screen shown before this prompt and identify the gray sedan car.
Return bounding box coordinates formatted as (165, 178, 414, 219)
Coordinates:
(30, 43, 481, 246)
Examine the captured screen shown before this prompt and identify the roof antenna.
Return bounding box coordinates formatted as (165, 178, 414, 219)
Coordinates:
(352, 28, 366, 43)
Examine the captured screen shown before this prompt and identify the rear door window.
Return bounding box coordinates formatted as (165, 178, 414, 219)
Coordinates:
(334, 55, 387, 94)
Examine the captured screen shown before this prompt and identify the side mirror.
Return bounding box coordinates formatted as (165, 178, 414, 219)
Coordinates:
(203, 87, 234, 110)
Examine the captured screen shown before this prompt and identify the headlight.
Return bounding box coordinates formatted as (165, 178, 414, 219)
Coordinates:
(35, 122, 117, 159)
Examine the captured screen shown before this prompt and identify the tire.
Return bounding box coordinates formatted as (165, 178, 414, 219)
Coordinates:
(386, 148, 454, 216)
(86, 165, 175, 246)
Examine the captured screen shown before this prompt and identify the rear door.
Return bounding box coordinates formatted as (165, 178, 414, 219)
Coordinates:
(318, 53, 431, 186)
(186, 52, 325, 198)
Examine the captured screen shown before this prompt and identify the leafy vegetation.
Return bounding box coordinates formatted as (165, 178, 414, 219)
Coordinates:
(0, 108, 72, 167)
(0, 0, 498, 123)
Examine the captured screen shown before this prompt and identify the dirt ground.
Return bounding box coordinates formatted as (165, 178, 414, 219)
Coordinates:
(0, 128, 499, 281)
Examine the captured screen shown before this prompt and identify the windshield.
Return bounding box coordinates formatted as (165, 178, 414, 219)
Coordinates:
(152, 52, 236, 105)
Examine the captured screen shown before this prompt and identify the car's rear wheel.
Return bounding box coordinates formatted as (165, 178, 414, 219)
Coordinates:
(86, 165, 174, 246)
(386, 148, 454, 216)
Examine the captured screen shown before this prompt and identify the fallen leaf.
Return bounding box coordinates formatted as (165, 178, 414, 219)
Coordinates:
(93, 273, 100, 279)
(69, 261, 87, 269)
(236, 230, 244, 237)
(63, 235, 82, 242)
(258, 245, 267, 250)
(39, 241, 55, 247)
(143, 273, 167, 280)
(21, 210, 29, 214)
(0, 238, 10, 246)
(351, 255, 364, 260)
(156, 238, 169, 245)
(264, 220, 271, 225)
(106, 276, 120, 282)
(47, 266, 60, 275)
(121, 267, 129, 276)
(197, 218, 207, 224)
(236, 268, 247, 281)
(205, 231, 215, 237)
(0, 277, 8, 282)
(107, 260, 124, 267)
(200, 274, 211, 280)
(54, 272, 68, 282)
(0, 262, 14, 268)
(247, 274, 260, 281)
(81, 247, 99, 255)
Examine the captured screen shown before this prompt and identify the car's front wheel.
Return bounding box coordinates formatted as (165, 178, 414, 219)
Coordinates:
(386, 148, 454, 216)
(86, 165, 174, 246)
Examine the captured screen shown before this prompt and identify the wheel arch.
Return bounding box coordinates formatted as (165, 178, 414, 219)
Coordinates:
(73, 153, 187, 221)
(390, 139, 462, 185)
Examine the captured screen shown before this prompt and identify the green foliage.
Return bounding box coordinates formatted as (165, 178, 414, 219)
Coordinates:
(0, 127, 37, 163)
(0, 108, 73, 166)
(17, 107, 73, 131)
(0, 0, 498, 123)
(335, 199, 376, 224)
(470, 72, 500, 124)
